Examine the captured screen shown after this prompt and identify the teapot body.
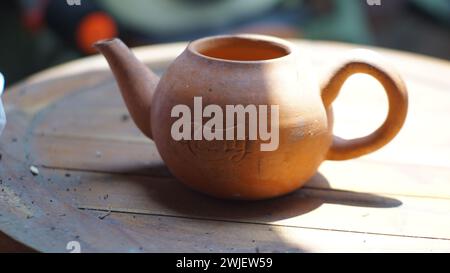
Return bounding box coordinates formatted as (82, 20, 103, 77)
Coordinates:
(151, 36, 333, 200)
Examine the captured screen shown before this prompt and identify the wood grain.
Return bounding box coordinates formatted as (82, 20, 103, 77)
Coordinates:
(26, 167, 449, 241)
(84, 210, 450, 253)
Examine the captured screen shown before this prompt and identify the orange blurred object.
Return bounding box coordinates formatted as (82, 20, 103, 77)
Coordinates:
(76, 12, 118, 54)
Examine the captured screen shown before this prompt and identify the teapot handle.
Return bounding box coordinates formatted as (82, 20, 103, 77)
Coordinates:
(321, 49, 408, 160)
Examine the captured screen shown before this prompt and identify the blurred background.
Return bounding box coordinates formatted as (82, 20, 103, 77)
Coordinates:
(0, 0, 449, 85)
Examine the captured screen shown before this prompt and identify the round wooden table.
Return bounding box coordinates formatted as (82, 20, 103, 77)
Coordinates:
(1, 40, 450, 252)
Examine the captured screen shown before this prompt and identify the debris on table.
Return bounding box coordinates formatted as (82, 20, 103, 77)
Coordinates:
(98, 210, 111, 220)
(121, 114, 130, 122)
(30, 165, 39, 176)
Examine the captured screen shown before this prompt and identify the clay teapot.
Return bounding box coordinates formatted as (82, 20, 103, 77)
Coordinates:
(95, 34, 408, 200)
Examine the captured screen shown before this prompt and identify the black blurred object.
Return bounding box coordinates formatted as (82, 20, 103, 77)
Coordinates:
(410, 0, 450, 25)
(45, 0, 118, 54)
(19, 0, 48, 32)
(0, 1, 80, 85)
(366, 0, 450, 61)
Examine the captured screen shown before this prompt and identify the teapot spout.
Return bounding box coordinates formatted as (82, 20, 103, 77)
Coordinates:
(94, 38, 158, 139)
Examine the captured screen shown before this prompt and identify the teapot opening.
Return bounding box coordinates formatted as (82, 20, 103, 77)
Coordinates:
(190, 35, 291, 62)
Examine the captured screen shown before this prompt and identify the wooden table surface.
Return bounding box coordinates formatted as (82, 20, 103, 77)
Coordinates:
(1, 40, 450, 253)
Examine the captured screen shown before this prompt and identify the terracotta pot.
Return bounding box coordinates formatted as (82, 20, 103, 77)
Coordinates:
(95, 34, 408, 200)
